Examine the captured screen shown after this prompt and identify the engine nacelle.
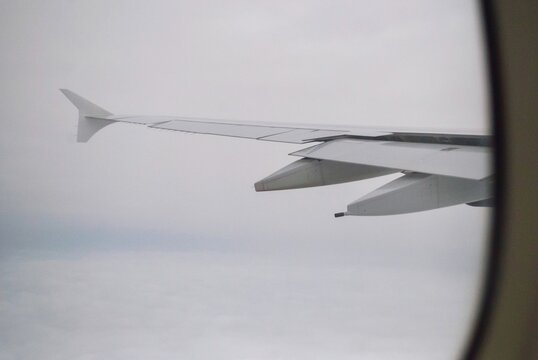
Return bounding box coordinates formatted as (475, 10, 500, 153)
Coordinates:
(254, 158, 396, 191)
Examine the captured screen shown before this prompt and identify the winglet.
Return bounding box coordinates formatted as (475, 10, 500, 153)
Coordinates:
(60, 89, 115, 143)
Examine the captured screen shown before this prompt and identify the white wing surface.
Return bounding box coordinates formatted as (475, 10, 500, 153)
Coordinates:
(291, 139, 491, 180)
(61, 89, 493, 216)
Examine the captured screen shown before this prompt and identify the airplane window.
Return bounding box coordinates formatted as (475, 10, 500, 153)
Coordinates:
(0, 1, 491, 359)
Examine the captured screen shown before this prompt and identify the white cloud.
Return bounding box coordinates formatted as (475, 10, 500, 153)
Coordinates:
(0, 250, 482, 360)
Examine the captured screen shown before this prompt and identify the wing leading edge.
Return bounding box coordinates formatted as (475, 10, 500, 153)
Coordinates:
(61, 89, 493, 216)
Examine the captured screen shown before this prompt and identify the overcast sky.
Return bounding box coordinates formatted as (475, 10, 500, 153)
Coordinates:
(0, 1, 491, 359)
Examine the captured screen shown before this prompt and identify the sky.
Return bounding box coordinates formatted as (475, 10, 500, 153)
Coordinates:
(0, 1, 491, 359)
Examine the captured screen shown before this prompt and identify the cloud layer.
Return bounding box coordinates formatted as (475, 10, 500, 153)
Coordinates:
(1, 249, 483, 360)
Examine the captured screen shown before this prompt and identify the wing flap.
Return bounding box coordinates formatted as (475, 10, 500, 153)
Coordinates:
(258, 129, 347, 143)
(87, 114, 354, 143)
(291, 138, 492, 180)
(144, 119, 353, 143)
(151, 120, 293, 140)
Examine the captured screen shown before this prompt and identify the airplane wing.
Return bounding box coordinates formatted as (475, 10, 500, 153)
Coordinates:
(61, 89, 493, 216)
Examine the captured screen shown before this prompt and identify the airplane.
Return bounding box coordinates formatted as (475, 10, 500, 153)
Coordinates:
(61, 89, 493, 217)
